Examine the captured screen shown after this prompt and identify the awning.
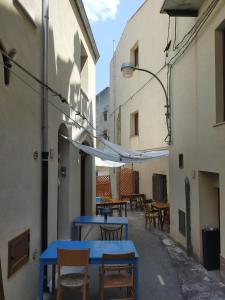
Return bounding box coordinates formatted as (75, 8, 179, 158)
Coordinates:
(62, 135, 169, 164)
(95, 157, 125, 168)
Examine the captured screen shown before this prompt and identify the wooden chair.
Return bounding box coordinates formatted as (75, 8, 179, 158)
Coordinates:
(99, 252, 135, 300)
(102, 197, 121, 216)
(144, 204, 159, 228)
(56, 248, 90, 300)
(100, 225, 123, 240)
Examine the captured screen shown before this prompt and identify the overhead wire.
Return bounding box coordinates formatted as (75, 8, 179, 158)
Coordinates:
(109, 63, 167, 118)
(168, 0, 219, 66)
(0, 48, 99, 133)
(0, 58, 103, 140)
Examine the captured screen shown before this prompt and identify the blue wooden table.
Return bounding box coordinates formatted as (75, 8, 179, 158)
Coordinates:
(72, 216, 129, 240)
(38, 240, 140, 300)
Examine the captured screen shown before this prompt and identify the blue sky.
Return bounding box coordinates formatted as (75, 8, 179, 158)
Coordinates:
(83, 0, 145, 94)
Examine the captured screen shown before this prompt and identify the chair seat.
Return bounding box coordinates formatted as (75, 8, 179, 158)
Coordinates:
(103, 273, 133, 289)
(59, 273, 89, 288)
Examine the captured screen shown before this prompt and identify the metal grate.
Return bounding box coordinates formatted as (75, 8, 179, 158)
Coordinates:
(178, 209, 186, 237)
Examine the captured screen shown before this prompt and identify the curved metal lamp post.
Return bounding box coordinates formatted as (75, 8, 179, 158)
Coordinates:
(121, 62, 171, 144)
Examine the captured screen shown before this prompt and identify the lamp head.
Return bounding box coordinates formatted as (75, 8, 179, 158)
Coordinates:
(121, 62, 135, 78)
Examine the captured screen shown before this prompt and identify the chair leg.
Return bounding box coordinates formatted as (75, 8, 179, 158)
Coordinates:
(56, 286, 62, 300)
(153, 217, 156, 227)
(99, 271, 104, 300)
(83, 284, 88, 300)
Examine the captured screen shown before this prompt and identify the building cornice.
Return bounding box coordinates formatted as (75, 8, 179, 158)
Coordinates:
(74, 0, 100, 62)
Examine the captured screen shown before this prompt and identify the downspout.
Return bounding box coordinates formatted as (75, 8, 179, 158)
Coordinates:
(185, 177, 193, 256)
(41, 0, 49, 254)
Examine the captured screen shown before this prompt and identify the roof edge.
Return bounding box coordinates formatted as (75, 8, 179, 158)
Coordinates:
(75, 0, 100, 62)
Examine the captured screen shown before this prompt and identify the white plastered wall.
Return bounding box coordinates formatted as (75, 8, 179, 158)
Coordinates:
(168, 0, 225, 263)
(109, 0, 169, 198)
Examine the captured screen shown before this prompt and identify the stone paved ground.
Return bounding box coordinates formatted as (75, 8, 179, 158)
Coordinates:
(154, 229, 225, 300)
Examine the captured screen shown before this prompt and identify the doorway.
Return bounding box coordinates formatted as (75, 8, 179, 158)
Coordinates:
(199, 171, 220, 263)
(57, 124, 69, 239)
(80, 152, 86, 216)
(79, 141, 93, 216)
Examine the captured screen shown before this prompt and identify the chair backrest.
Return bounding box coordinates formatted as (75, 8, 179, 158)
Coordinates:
(102, 252, 135, 260)
(57, 248, 90, 267)
(102, 252, 135, 273)
(101, 197, 112, 202)
(100, 225, 123, 240)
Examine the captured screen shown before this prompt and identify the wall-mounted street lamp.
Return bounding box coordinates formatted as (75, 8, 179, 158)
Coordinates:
(121, 62, 171, 144)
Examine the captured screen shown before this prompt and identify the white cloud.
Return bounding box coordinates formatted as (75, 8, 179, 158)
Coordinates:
(83, 0, 120, 22)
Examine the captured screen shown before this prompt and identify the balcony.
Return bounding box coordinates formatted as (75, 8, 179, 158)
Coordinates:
(160, 0, 205, 17)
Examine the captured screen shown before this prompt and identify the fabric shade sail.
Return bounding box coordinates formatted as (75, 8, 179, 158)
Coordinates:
(62, 135, 169, 164)
(95, 157, 125, 168)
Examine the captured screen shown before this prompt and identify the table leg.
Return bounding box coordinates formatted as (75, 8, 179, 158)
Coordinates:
(125, 203, 127, 217)
(38, 262, 44, 300)
(79, 225, 82, 240)
(52, 264, 56, 294)
(72, 222, 76, 240)
(125, 224, 128, 240)
(135, 259, 140, 300)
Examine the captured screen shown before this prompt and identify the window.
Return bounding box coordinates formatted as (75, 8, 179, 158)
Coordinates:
(134, 47, 139, 67)
(103, 130, 108, 140)
(130, 43, 139, 67)
(215, 23, 225, 123)
(80, 43, 88, 93)
(130, 111, 139, 137)
(103, 111, 107, 121)
(179, 154, 184, 169)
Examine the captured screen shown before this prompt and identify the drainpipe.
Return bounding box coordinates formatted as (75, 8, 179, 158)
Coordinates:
(41, 0, 49, 253)
(185, 177, 193, 256)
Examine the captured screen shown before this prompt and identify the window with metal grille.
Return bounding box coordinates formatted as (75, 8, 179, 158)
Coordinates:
(178, 209, 186, 236)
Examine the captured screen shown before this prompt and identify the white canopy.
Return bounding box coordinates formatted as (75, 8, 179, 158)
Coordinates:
(95, 157, 125, 168)
(62, 135, 169, 164)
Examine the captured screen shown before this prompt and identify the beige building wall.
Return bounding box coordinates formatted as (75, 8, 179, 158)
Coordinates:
(166, 0, 225, 278)
(110, 0, 169, 199)
(0, 1, 97, 299)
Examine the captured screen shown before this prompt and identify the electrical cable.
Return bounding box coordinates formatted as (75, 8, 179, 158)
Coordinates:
(0, 47, 99, 133)
(109, 63, 167, 118)
(173, 0, 217, 51)
(173, 17, 177, 51)
(168, 0, 219, 66)
(0, 59, 102, 140)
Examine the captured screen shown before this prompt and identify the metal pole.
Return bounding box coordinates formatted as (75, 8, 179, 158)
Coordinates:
(132, 66, 171, 144)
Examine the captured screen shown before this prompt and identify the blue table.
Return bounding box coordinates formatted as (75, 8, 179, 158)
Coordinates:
(38, 240, 140, 300)
(72, 216, 129, 240)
